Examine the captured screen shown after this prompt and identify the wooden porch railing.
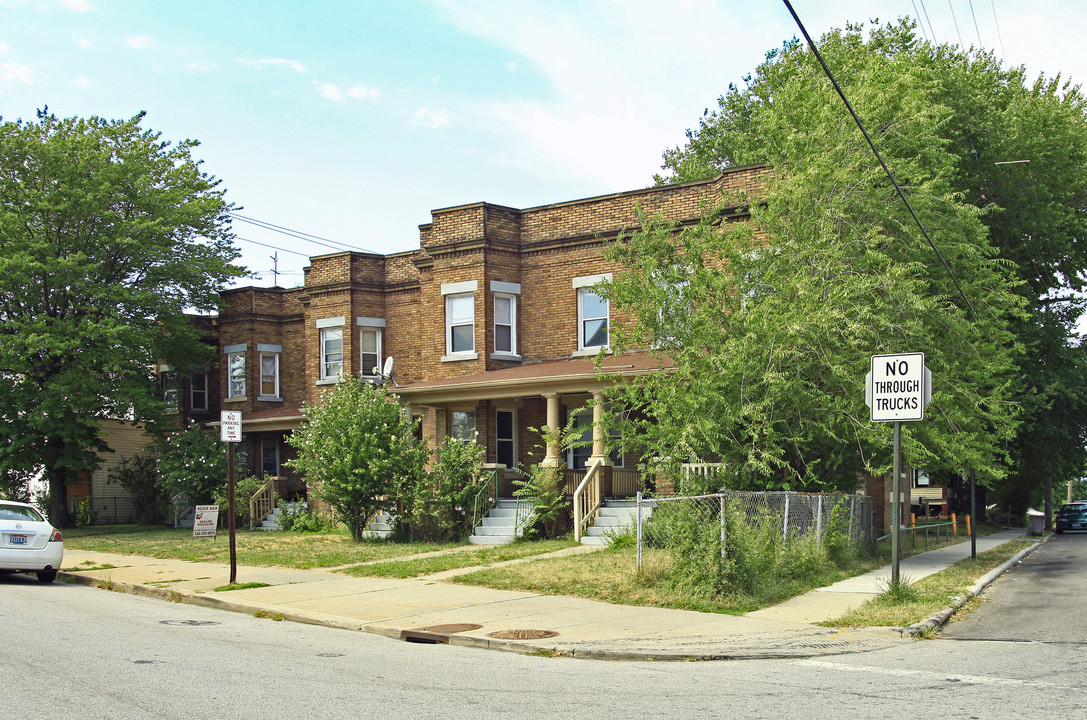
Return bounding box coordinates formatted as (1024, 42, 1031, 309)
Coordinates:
(572, 458, 606, 543)
(249, 478, 277, 530)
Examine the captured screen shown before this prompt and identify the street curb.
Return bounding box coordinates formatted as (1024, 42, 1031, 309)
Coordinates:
(898, 533, 1049, 637)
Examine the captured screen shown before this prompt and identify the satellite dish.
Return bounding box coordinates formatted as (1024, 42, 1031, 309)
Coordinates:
(382, 356, 397, 386)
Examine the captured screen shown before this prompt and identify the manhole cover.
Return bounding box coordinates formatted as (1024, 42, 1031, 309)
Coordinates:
(159, 620, 220, 626)
(316, 653, 344, 657)
(487, 629, 559, 640)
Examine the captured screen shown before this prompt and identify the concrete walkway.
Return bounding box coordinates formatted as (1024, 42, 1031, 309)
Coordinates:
(59, 528, 1037, 661)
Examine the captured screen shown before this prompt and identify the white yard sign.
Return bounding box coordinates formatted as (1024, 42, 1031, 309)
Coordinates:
(192, 505, 219, 538)
(866, 352, 930, 422)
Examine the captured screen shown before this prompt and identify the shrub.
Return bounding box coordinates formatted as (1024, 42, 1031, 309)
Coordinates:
(107, 454, 161, 524)
(275, 499, 339, 533)
(212, 475, 266, 528)
(401, 434, 487, 541)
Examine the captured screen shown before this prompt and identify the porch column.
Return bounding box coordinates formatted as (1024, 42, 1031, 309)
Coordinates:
(589, 391, 610, 464)
(541, 393, 562, 467)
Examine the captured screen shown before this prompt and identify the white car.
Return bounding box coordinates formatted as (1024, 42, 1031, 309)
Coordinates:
(0, 500, 64, 584)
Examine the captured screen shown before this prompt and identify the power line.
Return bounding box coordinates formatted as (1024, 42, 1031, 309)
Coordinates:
(228, 212, 376, 255)
(989, 0, 1006, 64)
(234, 234, 311, 259)
(968, 0, 983, 48)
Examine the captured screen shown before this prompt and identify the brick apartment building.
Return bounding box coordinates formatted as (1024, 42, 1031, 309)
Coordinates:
(163, 164, 770, 501)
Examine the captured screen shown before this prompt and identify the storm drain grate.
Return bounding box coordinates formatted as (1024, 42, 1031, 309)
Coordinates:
(401, 623, 482, 644)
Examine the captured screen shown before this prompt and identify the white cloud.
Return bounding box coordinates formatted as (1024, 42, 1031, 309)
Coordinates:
(412, 106, 450, 129)
(238, 57, 307, 73)
(59, 0, 93, 11)
(186, 61, 215, 72)
(0, 41, 9, 54)
(316, 82, 380, 102)
(73, 74, 91, 86)
(125, 35, 155, 50)
(76, 38, 91, 50)
(0, 61, 33, 88)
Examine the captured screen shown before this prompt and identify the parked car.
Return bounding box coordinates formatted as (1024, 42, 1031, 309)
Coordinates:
(0, 501, 64, 583)
(1055, 502, 1087, 534)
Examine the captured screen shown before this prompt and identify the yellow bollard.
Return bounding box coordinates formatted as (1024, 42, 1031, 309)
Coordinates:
(952, 512, 957, 536)
(965, 514, 972, 536)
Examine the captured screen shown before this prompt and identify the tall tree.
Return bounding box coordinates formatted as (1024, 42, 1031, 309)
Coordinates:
(0, 110, 245, 525)
(654, 19, 1087, 509)
(605, 20, 1029, 490)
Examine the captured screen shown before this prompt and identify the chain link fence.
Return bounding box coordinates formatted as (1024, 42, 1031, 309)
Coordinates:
(634, 490, 873, 571)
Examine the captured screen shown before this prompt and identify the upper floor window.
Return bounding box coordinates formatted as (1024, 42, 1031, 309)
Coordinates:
(190, 371, 208, 412)
(224, 344, 247, 398)
(258, 344, 282, 399)
(161, 370, 178, 414)
(441, 281, 478, 361)
(573, 274, 612, 354)
(490, 281, 521, 359)
(357, 317, 386, 379)
(316, 317, 345, 383)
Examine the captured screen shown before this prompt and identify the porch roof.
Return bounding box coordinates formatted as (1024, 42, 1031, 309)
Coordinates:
(394, 352, 671, 404)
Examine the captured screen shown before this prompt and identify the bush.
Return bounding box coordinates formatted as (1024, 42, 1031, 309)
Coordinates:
(275, 499, 339, 533)
(154, 423, 228, 515)
(72, 498, 98, 527)
(212, 475, 266, 528)
(514, 463, 569, 539)
(401, 435, 487, 541)
(107, 454, 161, 524)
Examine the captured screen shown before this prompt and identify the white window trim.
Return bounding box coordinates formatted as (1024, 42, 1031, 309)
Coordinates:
(224, 344, 247, 400)
(258, 350, 281, 401)
(491, 292, 520, 360)
(319, 326, 344, 383)
(575, 288, 610, 355)
(359, 326, 383, 378)
(443, 290, 477, 361)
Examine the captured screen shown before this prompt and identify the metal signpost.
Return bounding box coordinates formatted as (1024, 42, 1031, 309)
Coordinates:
(220, 410, 242, 584)
(865, 353, 931, 585)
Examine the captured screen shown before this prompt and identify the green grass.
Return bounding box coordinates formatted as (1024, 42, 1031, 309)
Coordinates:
(452, 544, 887, 614)
(822, 540, 1033, 628)
(340, 539, 577, 578)
(214, 582, 272, 592)
(64, 526, 460, 568)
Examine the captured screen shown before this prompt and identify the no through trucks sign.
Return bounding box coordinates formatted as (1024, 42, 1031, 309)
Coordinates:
(865, 352, 931, 422)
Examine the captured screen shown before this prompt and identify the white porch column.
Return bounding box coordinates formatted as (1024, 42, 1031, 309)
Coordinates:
(589, 391, 610, 464)
(541, 393, 562, 467)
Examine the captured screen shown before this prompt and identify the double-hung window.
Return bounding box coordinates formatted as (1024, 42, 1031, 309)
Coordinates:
(573, 274, 612, 354)
(190, 371, 208, 412)
(258, 344, 282, 400)
(490, 281, 520, 359)
(224, 344, 247, 398)
(356, 317, 386, 379)
(442, 281, 478, 361)
(317, 317, 345, 383)
(161, 369, 178, 413)
(261, 435, 279, 477)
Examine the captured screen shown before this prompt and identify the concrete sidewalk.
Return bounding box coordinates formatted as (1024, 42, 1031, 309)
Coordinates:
(58, 528, 1038, 662)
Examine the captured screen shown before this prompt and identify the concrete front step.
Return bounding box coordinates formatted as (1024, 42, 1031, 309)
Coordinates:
(579, 500, 653, 546)
(469, 499, 534, 545)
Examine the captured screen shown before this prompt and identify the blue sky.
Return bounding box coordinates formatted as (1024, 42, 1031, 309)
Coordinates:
(2, 0, 1084, 288)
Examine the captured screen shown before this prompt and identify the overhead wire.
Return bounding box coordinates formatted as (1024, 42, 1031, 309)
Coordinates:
(780, 0, 976, 318)
(229, 212, 377, 255)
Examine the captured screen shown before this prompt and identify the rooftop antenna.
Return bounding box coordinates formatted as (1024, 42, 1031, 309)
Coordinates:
(270, 252, 280, 287)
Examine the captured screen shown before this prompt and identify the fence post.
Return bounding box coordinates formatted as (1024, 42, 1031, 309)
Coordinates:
(848, 495, 856, 543)
(719, 493, 727, 559)
(815, 494, 823, 545)
(636, 491, 643, 571)
(782, 491, 791, 540)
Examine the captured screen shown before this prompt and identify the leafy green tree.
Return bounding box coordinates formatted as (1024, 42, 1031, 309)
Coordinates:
(0, 110, 244, 526)
(652, 19, 1087, 510)
(154, 423, 229, 519)
(605, 20, 1027, 489)
(286, 377, 427, 541)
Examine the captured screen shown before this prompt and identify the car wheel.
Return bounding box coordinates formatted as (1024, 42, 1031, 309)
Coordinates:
(1055, 528, 1063, 534)
(36, 570, 57, 584)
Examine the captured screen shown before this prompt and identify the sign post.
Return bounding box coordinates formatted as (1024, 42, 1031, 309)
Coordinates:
(220, 411, 242, 584)
(865, 353, 931, 586)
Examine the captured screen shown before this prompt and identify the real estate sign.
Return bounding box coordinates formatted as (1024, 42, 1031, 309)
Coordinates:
(193, 505, 219, 538)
